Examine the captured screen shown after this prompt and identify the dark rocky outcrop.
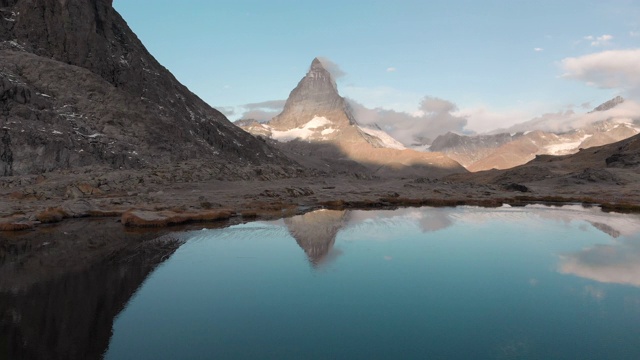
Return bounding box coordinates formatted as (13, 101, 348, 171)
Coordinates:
(1, 127, 12, 175)
(0, 0, 296, 176)
(591, 95, 624, 113)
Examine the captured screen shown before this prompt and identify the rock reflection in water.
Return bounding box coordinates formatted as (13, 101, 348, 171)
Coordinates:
(284, 209, 348, 266)
(0, 220, 182, 360)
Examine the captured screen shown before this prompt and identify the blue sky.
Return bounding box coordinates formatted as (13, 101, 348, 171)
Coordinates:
(114, 0, 640, 133)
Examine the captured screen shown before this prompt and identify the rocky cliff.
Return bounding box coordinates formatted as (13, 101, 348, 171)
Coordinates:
(0, 0, 293, 176)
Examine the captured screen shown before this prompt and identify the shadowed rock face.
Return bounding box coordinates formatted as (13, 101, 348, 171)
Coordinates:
(285, 209, 348, 266)
(0, 0, 295, 176)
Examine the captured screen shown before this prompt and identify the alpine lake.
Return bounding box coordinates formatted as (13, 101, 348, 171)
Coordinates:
(4, 204, 640, 359)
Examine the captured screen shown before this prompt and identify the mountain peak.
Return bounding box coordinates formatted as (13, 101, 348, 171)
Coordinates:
(591, 96, 625, 113)
(269, 57, 354, 130)
(311, 57, 324, 69)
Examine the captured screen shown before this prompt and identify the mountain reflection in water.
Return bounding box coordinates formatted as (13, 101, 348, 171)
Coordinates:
(0, 220, 183, 360)
(283, 205, 640, 287)
(284, 209, 348, 266)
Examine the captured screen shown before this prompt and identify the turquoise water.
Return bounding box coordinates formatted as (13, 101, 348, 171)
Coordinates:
(105, 205, 640, 359)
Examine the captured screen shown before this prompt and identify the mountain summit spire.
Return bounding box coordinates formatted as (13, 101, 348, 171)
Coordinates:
(270, 57, 355, 130)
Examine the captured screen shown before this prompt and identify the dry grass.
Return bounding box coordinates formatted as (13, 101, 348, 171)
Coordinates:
(87, 210, 125, 217)
(600, 202, 640, 213)
(321, 197, 504, 210)
(240, 211, 258, 219)
(0, 222, 33, 231)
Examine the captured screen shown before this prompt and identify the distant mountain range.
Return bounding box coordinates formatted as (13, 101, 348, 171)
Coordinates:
(431, 97, 639, 171)
(240, 89, 638, 173)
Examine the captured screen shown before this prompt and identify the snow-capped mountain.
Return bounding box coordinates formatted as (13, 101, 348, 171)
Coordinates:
(431, 97, 640, 171)
(238, 58, 465, 178)
(240, 58, 403, 148)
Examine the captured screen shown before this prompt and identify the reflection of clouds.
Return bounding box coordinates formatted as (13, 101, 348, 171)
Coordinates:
(248, 206, 640, 277)
(559, 238, 640, 287)
(418, 210, 453, 232)
(343, 204, 640, 238)
(345, 207, 456, 233)
(583, 285, 606, 301)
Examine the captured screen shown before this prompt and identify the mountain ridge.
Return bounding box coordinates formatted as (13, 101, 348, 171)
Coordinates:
(430, 97, 639, 171)
(0, 0, 295, 176)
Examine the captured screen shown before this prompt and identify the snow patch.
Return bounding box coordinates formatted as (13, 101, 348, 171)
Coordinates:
(544, 135, 592, 155)
(271, 116, 333, 142)
(358, 126, 406, 150)
(52, 130, 62, 135)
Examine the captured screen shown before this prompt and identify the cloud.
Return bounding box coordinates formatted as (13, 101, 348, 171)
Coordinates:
(317, 56, 346, 79)
(233, 99, 286, 121)
(243, 99, 286, 110)
(217, 106, 235, 117)
(348, 96, 468, 145)
(455, 106, 536, 134)
(584, 34, 613, 46)
(631, 31, 640, 37)
(561, 49, 640, 96)
(342, 85, 424, 114)
(386, 67, 397, 72)
(534, 47, 544, 52)
(238, 109, 281, 122)
(500, 99, 640, 133)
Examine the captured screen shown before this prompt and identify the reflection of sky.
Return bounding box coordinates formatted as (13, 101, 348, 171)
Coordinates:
(559, 238, 640, 287)
(244, 205, 640, 281)
(106, 205, 640, 359)
(344, 204, 640, 237)
(343, 205, 640, 287)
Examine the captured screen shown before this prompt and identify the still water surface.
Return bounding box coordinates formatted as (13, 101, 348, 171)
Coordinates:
(100, 205, 640, 359)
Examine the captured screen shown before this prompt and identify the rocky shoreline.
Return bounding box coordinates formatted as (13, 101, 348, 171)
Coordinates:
(3, 165, 640, 234)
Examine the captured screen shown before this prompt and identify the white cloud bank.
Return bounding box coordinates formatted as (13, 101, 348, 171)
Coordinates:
(348, 96, 469, 145)
(499, 99, 640, 133)
(561, 49, 640, 96)
(317, 56, 346, 79)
